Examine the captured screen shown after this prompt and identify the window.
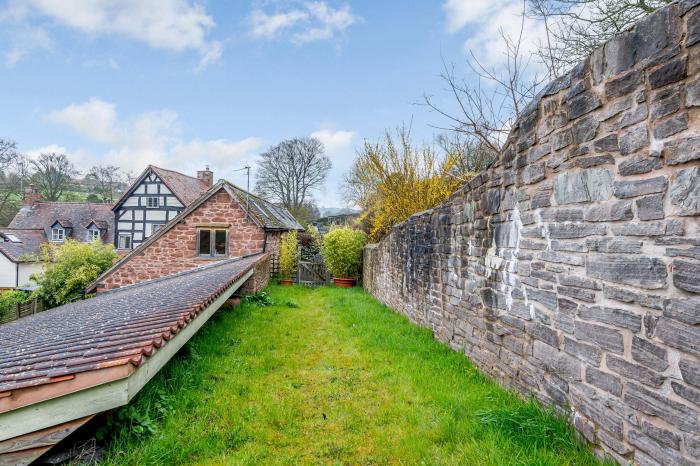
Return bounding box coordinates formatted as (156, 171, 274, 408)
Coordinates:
(89, 228, 101, 242)
(118, 234, 132, 249)
(151, 224, 164, 234)
(146, 197, 159, 208)
(51, 227, 65, 242)
(197, 229, 227, 257)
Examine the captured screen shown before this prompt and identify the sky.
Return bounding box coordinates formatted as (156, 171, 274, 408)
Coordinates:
(0, 0, 544, 208)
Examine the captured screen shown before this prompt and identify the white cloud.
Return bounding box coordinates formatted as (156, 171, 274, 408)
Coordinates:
(25, 144, 68, 158)
(46, 98, 263, 176)
(2, 0, 222, 69)
(311, 128, 355, 155)
(3, 26, 52, 67)
(249, 1, 360, 46)
(443, 0, 547, 69)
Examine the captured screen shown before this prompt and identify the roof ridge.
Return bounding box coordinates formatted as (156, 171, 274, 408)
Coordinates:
(151, 165, 204, 183)
(33, 201, 113, 206)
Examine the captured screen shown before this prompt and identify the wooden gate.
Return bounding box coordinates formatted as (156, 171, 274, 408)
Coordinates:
(296, 259, 330, 286)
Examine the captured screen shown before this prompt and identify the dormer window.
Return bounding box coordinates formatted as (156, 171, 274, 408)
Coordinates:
(146, 197, 159, 208)
(52, 227, 65, 242)
(89, 227, 101, 242)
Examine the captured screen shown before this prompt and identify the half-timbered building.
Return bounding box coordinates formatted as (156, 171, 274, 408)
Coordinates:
(111, 166, 212, 250)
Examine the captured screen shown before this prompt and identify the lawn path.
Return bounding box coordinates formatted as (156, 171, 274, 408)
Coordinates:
(100, 285, 605, 466)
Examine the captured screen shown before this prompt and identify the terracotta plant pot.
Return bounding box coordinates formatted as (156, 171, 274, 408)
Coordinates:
(333, 277, 356, 287)
(280, 279, 293, 286)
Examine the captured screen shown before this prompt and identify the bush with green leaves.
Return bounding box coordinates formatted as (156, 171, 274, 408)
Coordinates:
(0, 290, 30, 322)
(31, 239, 117, 308)
(321, 226, 367, 279)
(279, 231, 298, 280)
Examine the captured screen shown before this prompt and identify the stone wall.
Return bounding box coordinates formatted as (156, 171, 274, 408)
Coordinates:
(99, 189, 271, 290)
(363, 2, 700, 464)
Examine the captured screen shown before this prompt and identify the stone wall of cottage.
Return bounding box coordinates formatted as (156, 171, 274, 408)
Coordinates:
(100, 189, 271, 290)
(240, 253, 271, 295)
(364, 3, 700, 464)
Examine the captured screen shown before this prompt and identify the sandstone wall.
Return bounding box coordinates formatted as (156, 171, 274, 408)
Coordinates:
(364, 3, 700, 464)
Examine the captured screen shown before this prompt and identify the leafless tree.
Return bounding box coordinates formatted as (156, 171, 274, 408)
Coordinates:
(528, 0, 671, 76)
(0, 139, 26, 225)
(255, 137, 332, 212)
(437, 133, 498, 175)
(424, 1, 547, 155)
(30, 152, 79, 201)
(0, 138, 20, 172)
(85, 165, 127, 203)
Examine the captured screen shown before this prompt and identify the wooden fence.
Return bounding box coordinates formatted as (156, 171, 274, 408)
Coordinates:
(0, 297, 46, 325)
(296, 259, 330, 286)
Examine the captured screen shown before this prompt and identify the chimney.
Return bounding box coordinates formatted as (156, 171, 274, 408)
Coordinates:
(23, 184, 41, 206)
(197, 165, 213, 187)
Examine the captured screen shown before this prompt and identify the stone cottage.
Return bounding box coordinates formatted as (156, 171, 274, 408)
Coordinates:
(88, 179, 303, 292)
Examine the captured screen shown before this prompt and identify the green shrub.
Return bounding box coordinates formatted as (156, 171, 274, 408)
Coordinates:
(279, 231, 298, 280)
(321, 226, 367, 279)
(31, 239, 117, 308)
(0, 290, 30, 322)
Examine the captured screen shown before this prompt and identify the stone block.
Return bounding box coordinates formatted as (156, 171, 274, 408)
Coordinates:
(521, 162, 546, 185)
(673, 258, 700, 293)
(671, 381, 700, 406)
(527, 322, 559, 347)
(663, 136, 700, 165)
(583, 201, 633, 222)
(679, 359, 700, 388)
(618, 155, 663, 176)
(563, 337, 602, 365)
(552, 128, 573, 150)
(539, 251, 584, 266)
(572, 115, 599, 144)
(526, 287, 559, 311)
(686, 76, 700, 107)
(687, 4, 700, 46)
(559, 275, 600, 290)
(619, 123, 648, 155)
(606, 354, 664, 388)
(670, 166, 700, 216)
(653, 112, 688, 139)
(628, 429, 686, 465)
(663, 297, 700, 325)
(635, 194, 665, 220)
(613, 176, 667, 198)
(568, 90, 602, 120)
(649, 56, 687, 89)
(632, 336, 669, 372)
(578, 305, 642, 331)
(554, 172, 588, 204)
(587, 237, 642, 253)
(585, 367, 622, 396)
(625, 382, 699, 434)
(575, 321, 624, 353)
(605, 69, 643, 99)
(603, 284, 662, 309)
(575, 155, 616, 169)
(548, 223, 607, 238)
(655, 317, 700, 358)
(611, 219, 683, 236)
(587, 255, 667, 289)
(640, 421, 681, 450)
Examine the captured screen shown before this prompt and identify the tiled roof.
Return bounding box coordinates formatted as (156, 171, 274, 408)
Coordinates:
(0, 229, 46, 262)
(8, 202, 114, 245)
(227, 183, 304, 231)
(0, 254, 264, 393)
(151, 166, 210, 206)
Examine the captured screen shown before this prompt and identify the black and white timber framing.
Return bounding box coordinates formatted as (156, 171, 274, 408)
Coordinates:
(113, 169, 185, 249)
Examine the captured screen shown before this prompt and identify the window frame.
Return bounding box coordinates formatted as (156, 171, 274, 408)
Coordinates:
(118, 234, 132, 249)
(196, 228, 228, 258)
(151, 223, 164, 235)
(146, 196, 160, 208)
(88, 228, 101, 242)
(51, 227, 65, 242)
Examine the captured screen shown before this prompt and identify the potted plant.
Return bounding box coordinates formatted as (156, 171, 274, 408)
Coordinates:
(321, 226, 367, 287)
(279, 231, 298, 286)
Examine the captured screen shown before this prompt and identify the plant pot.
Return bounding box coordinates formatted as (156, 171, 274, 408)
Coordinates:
(280, 279, 293, 286)
(333, 277, 356, 287)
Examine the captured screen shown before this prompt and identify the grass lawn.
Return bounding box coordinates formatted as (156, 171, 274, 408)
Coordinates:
(99, 284, 605, 465)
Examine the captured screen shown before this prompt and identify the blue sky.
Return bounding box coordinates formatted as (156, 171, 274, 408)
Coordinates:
(0, 0, 536, 207)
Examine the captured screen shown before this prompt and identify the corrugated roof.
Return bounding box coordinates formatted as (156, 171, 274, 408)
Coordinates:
(8, 202, 114, 245)
(0, 229, 46, 262)
(0, 254, 264, 393)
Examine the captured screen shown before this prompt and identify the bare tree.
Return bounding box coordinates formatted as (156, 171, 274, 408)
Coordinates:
(528, 0, 671, 76)
(0, 139, 26, 225)
(86, 165, 126, 203)
(437, 133, 497, 175)
(30, 153, 79, 201)
(255, 137, 332, 211)
(424, 1, 547, 154)
(0, 138, 20, 172)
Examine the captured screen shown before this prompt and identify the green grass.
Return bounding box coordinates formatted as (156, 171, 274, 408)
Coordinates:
(99, 285, 607, 465)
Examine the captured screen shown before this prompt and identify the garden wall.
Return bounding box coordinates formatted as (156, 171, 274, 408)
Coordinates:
(363, 2, 700, 464)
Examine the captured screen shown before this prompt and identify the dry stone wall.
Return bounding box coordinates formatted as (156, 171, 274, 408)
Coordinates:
(364, 2, 700, 464)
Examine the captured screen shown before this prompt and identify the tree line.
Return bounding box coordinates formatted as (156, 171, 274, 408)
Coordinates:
(0, 138, 132, 225)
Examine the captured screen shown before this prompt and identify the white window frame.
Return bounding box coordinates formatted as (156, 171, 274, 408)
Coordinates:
(146, 197, 159, 208)
(118, 234, 132, 249)
(89, 228, 101, 242)
(51, 227, 65, 242)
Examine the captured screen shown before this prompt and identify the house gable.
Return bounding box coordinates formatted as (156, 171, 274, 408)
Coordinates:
(93, 187, 266, 291)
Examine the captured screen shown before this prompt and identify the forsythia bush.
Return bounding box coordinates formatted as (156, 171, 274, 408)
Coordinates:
(279, 231, 298, 280)
(322, 227, 367, 279)
(32, 239, 117, 307)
